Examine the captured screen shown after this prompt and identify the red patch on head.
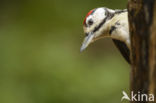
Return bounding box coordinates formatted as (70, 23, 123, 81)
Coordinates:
(83, 9, 94, 25)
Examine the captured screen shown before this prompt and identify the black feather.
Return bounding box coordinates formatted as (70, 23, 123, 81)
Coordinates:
(109, 26, 116, 34)
(112, 39, 131, 64)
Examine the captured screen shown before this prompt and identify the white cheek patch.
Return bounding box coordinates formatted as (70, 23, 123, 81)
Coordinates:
(93, 8, 105, 21)
(85, 8, 106, 33)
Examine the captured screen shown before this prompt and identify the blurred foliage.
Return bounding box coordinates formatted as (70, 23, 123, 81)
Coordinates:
(0, 0, 129, 103)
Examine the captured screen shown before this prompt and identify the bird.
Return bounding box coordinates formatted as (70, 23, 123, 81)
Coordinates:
(80, 7, 131, 64)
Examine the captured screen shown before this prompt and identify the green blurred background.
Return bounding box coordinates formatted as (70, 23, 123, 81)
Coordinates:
(0, 0, 130, 103)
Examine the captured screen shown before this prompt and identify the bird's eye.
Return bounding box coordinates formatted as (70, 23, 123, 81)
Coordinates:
(85, 33, 89, 37)
(88, 19, 93, 26)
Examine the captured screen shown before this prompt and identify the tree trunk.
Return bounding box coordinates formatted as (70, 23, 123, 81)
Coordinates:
(128, 0, 156, 103)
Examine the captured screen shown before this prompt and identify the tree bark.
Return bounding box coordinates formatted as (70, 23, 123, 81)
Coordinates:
(128, 0, 156, 103)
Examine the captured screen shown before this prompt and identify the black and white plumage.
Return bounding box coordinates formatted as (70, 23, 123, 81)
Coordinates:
(112, 39, 130, 63)
(80, 7, 131, 64)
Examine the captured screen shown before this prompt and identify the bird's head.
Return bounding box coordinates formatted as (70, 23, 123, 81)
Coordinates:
(80, 7, 115, 52)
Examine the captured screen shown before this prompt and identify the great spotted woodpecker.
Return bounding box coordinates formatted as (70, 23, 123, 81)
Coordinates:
(80, 7, 131, 64)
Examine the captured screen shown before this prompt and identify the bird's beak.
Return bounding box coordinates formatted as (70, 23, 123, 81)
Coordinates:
(80, 32, 94, 52)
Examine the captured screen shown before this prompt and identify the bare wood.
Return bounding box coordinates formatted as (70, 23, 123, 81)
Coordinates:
(128, 0, 156, 102)
(149, 1, 156, 101)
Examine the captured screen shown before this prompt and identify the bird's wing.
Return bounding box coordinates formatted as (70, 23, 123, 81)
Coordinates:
(112, 39, 130, 64)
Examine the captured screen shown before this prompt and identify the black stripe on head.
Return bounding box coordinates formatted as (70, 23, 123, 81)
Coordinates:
(93, 17, 107, 33)
(93, 8, 115, 33)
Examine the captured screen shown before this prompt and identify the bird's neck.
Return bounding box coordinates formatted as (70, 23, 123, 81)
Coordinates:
(101, 12, 130, 49)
